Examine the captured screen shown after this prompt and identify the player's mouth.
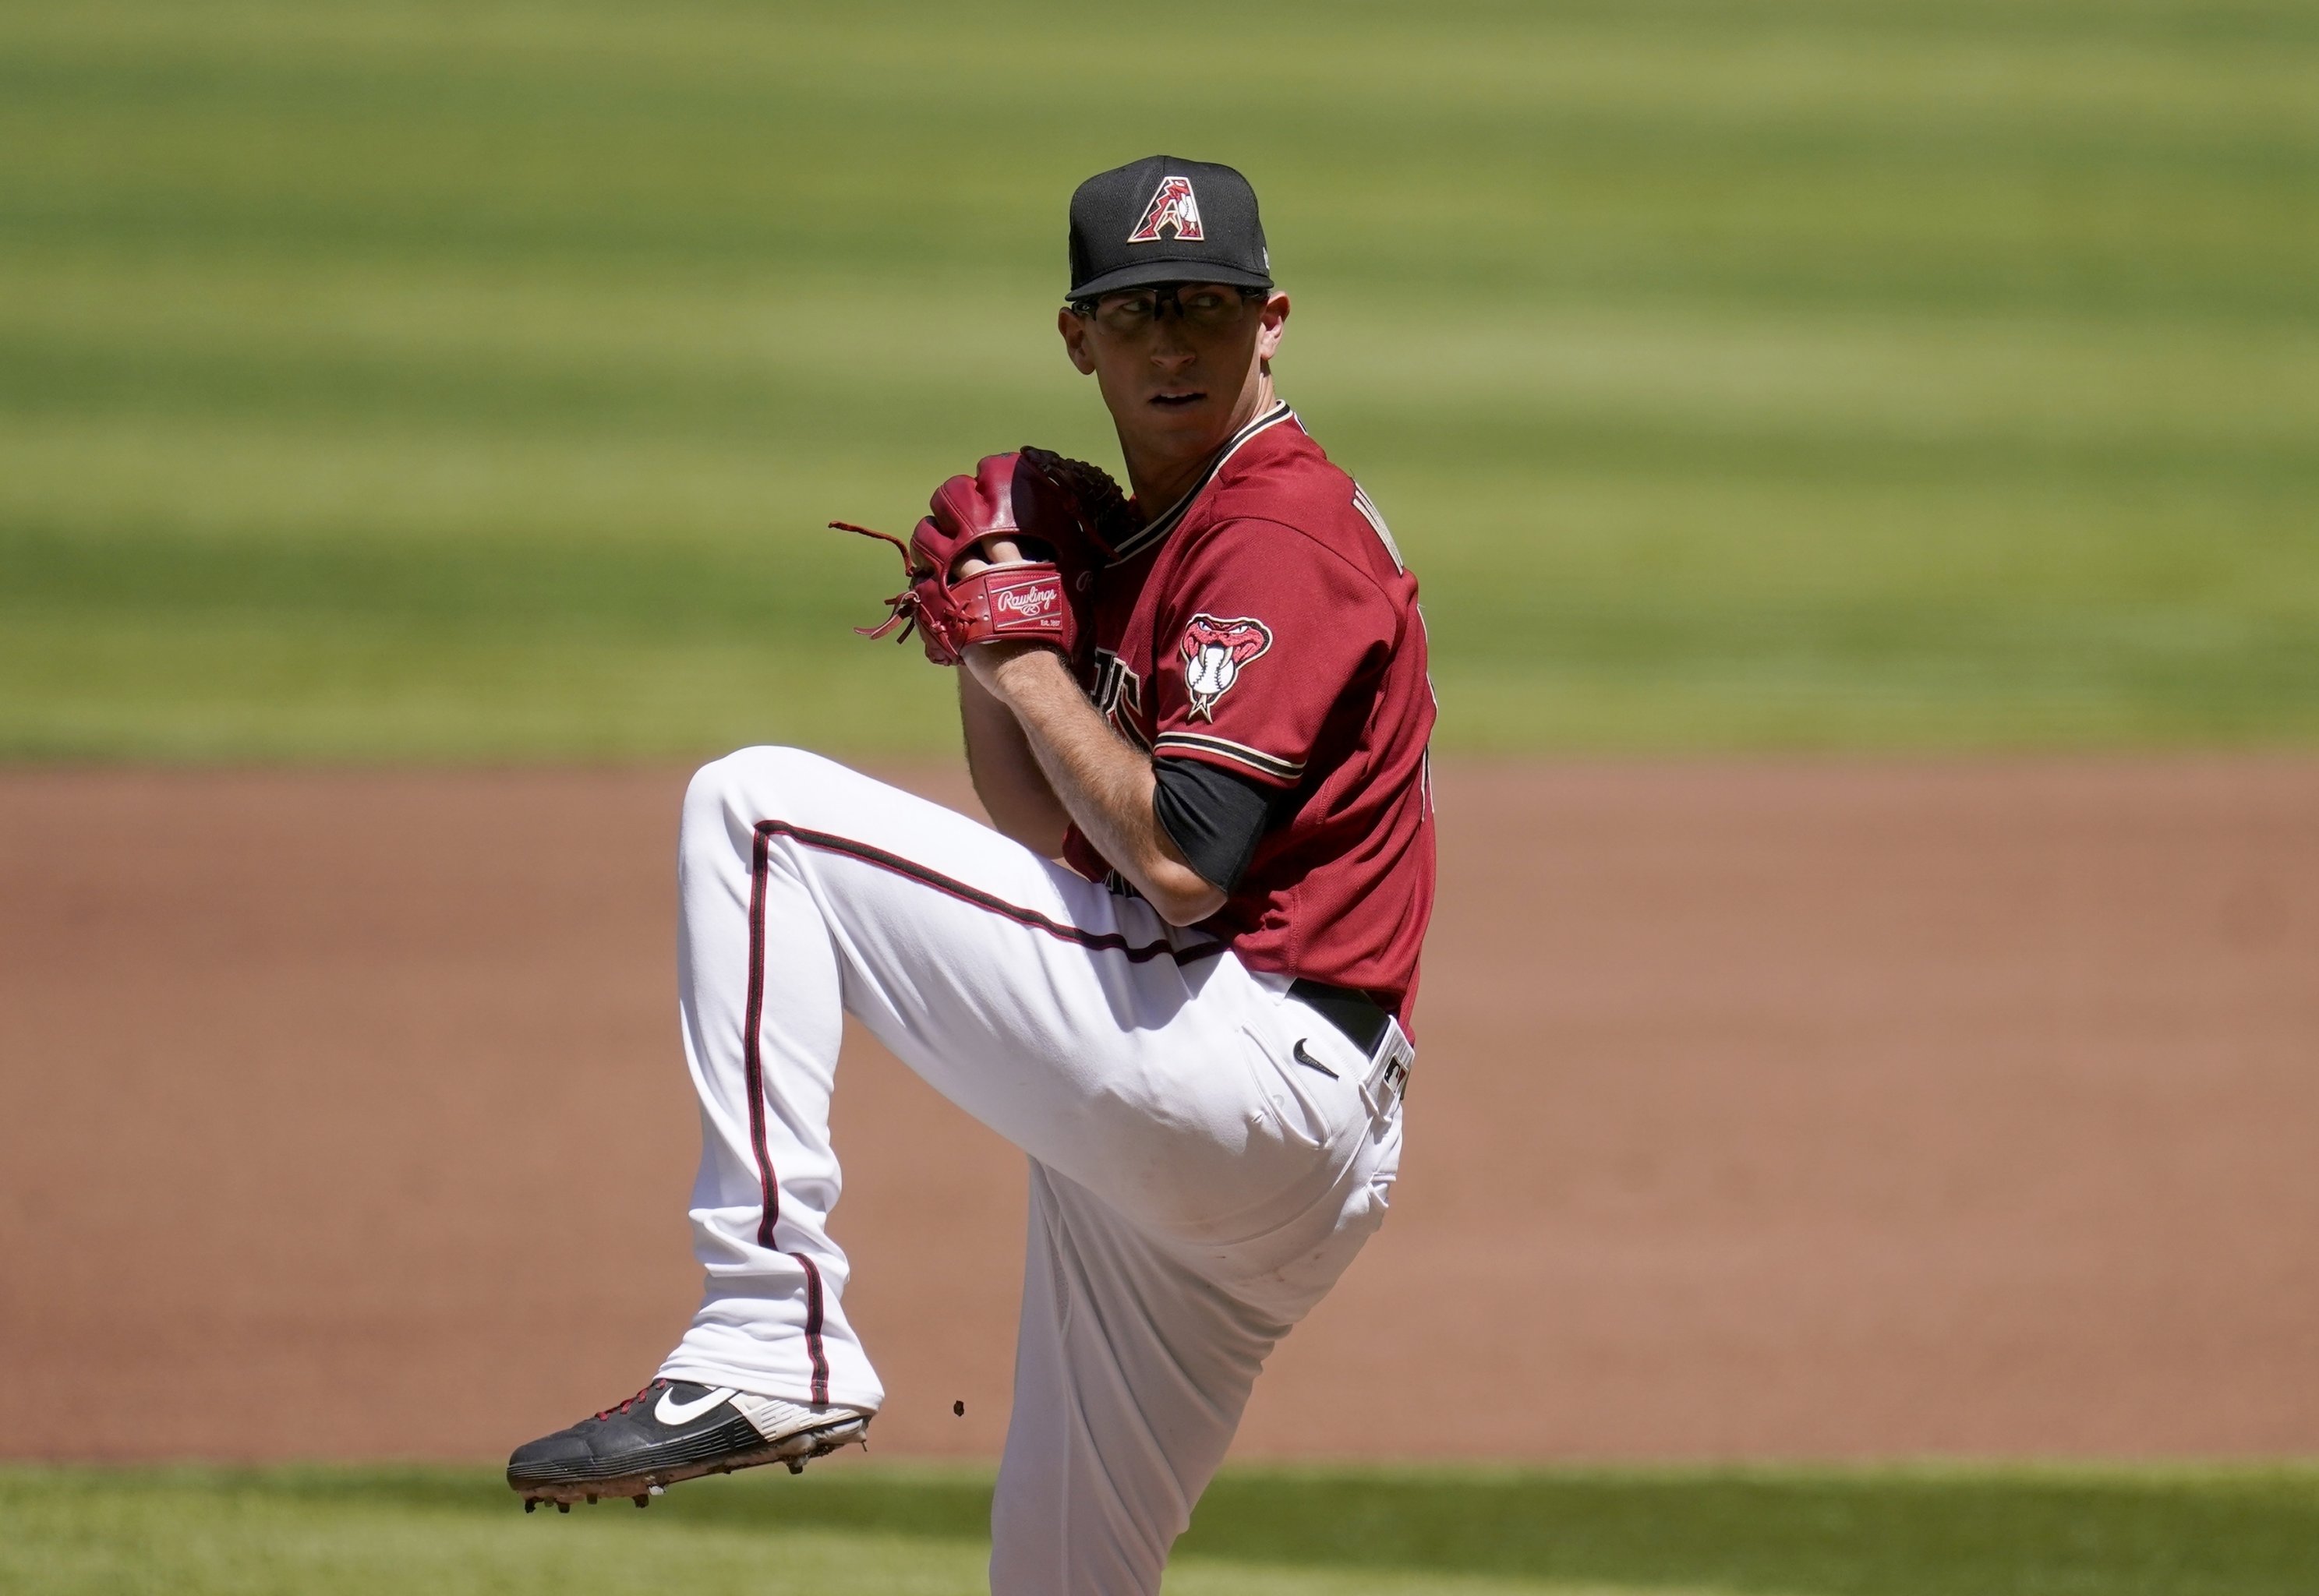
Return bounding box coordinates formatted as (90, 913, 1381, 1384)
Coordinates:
(1149, 390, 1205, 409)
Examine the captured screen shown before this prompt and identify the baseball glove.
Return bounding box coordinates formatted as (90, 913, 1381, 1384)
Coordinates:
(836, 449, 1137, 667)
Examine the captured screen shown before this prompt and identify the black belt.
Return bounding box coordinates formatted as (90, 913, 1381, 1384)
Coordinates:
(1288, 979, 1392, 1056)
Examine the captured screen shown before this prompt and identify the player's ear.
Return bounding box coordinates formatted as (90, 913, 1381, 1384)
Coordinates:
(1255, 291, 1289, 364)
(1058, 306, 1098, 376)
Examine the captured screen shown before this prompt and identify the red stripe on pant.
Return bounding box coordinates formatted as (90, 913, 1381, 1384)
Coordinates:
(793, 1251, 829, 1407)
(744, 824, 782, 1246)
(744, 830, 831, 1404)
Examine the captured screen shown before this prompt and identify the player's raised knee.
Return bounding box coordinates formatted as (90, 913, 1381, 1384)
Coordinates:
(684, 746, 847, 828)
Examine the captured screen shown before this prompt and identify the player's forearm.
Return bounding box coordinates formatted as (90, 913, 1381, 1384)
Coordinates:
(967, 646, 1226, 926)
(958, 666, 1070, 855)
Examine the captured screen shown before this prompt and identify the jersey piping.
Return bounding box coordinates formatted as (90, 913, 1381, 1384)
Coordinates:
(1104, 401, 1297, 565)
(1152, 729, 1306, 783)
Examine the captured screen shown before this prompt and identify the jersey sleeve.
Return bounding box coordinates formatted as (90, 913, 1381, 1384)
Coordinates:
(1151, 517, 1396, 790)
(1151, 754, 1280, 892)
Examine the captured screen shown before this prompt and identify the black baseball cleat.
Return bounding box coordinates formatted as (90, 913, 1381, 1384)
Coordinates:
(507, 1379, 872, 1509)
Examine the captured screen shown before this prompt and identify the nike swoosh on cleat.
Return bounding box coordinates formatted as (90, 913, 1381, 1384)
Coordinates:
(654, 1386, 738, 1426)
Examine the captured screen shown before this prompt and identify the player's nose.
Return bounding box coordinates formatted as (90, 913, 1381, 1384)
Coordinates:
(1147, 317, 1197, 361)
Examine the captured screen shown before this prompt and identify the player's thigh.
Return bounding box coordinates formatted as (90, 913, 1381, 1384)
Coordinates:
(686, 747, 1259, 1197)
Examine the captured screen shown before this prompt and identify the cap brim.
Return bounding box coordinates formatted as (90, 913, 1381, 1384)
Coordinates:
(1066, 260, 1274, 302)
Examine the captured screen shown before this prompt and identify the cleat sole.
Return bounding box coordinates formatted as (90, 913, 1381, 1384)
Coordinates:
(512, 1414, 871, 1509)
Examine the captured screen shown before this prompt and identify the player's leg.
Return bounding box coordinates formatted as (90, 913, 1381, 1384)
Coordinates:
(988, 1017, 1402, 1596)
(988, 1164, 1267, 1594)
(651, 746, 1340, 1398)
(988, 1107, 1399, 1596)
(510, 744, 1394, 1512)
(505, 747, 889, 1506)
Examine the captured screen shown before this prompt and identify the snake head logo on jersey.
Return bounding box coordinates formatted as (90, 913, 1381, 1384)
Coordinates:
(1126, 176, 1204, 243)
(1179, 614, 1272, 720)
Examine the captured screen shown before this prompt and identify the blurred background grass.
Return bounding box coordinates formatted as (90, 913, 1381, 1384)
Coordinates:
(2, 0, 2314, 761)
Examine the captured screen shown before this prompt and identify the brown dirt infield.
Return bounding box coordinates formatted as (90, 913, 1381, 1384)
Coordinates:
(3, 759, 2315, 1463)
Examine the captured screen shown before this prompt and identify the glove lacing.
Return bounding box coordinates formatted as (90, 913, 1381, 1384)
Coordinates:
(830, 520, 922, 644)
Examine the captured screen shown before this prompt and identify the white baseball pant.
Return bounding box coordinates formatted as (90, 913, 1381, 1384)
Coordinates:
(651, 747, 1403, 1595)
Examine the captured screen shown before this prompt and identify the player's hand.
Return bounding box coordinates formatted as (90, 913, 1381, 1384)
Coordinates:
(949, 538, 1069, 662)
(953, 536, 1025, 580)
(835, 449, 1109, 665)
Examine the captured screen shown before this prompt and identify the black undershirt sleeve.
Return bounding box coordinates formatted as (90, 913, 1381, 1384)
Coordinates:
(1150, 754, 1283, 894)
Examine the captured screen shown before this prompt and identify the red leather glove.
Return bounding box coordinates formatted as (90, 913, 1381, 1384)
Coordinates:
(837, 449, 1137, 667)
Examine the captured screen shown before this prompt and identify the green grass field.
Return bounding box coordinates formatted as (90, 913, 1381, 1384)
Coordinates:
(2, 0, 2314, 760)
(9, 1463, 2319, 1596)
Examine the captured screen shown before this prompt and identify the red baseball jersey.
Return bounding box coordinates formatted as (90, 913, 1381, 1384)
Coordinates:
(1062, 403, 1438, 1023)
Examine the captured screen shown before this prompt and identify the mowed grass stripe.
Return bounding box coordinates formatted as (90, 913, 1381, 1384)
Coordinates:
(8, 257, 2314, 464)
(6, 1464, 2319, 1596)
(4, 44, 2311, 320)
(0, 0, 2313, 760)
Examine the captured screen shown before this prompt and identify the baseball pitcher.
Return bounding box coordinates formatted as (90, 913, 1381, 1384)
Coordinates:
(508, 154, 1437, 1596)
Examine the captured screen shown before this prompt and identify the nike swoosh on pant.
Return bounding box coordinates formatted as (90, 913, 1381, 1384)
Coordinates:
(1292, 1039, 1339, 1079)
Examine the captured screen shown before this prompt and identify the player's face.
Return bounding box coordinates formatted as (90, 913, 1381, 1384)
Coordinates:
(1059, 284, 1289, 464)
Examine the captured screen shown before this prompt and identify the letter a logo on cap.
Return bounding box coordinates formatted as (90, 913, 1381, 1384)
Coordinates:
(1126, 175, 1204, 243)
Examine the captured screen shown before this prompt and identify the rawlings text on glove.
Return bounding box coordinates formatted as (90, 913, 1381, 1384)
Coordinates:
(836, 450, 1136, 667)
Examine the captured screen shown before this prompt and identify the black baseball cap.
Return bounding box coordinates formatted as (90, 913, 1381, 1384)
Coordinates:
(1067, 155, 1272, 304)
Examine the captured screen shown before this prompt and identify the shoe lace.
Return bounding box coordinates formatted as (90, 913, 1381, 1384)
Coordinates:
(593, 1379, 666, 1423)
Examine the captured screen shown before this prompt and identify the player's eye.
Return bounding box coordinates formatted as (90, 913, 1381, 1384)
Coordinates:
(1097, 295, 1158, 331)
(1181, 291, 1240, 327)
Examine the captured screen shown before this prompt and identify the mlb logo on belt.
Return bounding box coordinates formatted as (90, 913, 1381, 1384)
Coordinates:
(1127, 175, 1204, 243)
